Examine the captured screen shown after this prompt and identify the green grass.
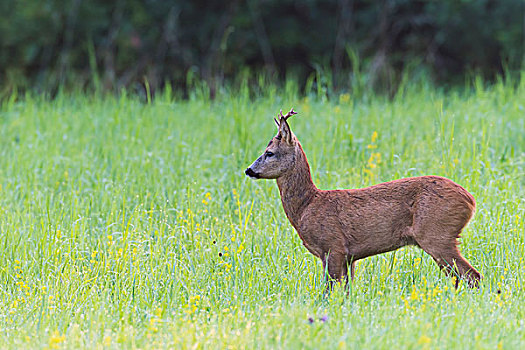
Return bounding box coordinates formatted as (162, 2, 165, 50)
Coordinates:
(0, 78, 524, 349)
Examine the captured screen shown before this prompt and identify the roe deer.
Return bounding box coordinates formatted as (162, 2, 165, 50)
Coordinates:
(245, 108, 481, 289)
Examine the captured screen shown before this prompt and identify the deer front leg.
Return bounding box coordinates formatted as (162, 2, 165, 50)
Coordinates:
(322, 252, 348, 292)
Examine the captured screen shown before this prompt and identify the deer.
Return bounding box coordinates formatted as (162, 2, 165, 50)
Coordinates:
(245, 108, 481, 290)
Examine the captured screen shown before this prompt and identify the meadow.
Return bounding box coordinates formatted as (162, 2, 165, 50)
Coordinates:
(0, 77, 524, 349)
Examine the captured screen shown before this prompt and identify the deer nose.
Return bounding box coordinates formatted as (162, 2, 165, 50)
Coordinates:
(245, 168, 260, 179)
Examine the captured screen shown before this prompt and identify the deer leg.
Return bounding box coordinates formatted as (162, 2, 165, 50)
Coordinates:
(350, 260, 356, 281)
(346, 255, 356, 282)
(322, 252, 347, 292)
(410, 201, 480, 288)
(417, 240, 481, 288)
(439, 248, 481, 288)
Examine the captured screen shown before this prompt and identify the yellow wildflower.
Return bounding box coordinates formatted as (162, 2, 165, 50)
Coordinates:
(104, 336, 112, 347)
(339, 93, 351, 104)
(418, 335, 431, 345)
(48, 331, 66, 349)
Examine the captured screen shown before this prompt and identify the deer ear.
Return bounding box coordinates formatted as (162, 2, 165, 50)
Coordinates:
(279, 117, 293, 144)
(274, 118, 280, 129)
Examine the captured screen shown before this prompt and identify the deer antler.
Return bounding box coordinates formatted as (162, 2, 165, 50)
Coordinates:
(279, 108, 297, 121)
(274, 108, 297, 128)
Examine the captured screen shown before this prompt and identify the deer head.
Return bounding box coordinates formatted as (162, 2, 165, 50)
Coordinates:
(245, 108, 298, 179)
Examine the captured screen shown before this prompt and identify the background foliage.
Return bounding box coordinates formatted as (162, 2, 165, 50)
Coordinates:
(1, 0, 524, 95)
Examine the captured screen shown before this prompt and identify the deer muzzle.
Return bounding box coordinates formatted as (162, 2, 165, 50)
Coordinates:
(245, 167, 260, 179)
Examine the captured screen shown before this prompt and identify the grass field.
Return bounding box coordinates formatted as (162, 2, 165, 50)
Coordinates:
(0, 78, 524, 349)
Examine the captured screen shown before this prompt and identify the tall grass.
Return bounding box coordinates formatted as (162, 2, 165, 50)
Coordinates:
(0, 77, 524, 348)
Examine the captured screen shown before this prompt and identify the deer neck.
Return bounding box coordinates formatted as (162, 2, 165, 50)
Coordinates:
(276, 143, 318, 229)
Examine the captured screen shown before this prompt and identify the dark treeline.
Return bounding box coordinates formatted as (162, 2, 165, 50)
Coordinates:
(1, 0, 524, 96)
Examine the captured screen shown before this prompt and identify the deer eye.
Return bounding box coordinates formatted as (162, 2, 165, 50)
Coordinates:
(265, 151, 274, 158)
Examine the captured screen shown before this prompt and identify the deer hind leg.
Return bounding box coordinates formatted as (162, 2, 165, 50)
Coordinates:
(426, 244, 480, 288)
(409, 197, 481, 288)
(414, 230, 481, 288)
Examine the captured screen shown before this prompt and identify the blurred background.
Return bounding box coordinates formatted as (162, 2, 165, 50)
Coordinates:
(1, 0, 524, 97)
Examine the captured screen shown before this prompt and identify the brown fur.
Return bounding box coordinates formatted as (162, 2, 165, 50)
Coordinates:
(245, 109, 481, 289)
